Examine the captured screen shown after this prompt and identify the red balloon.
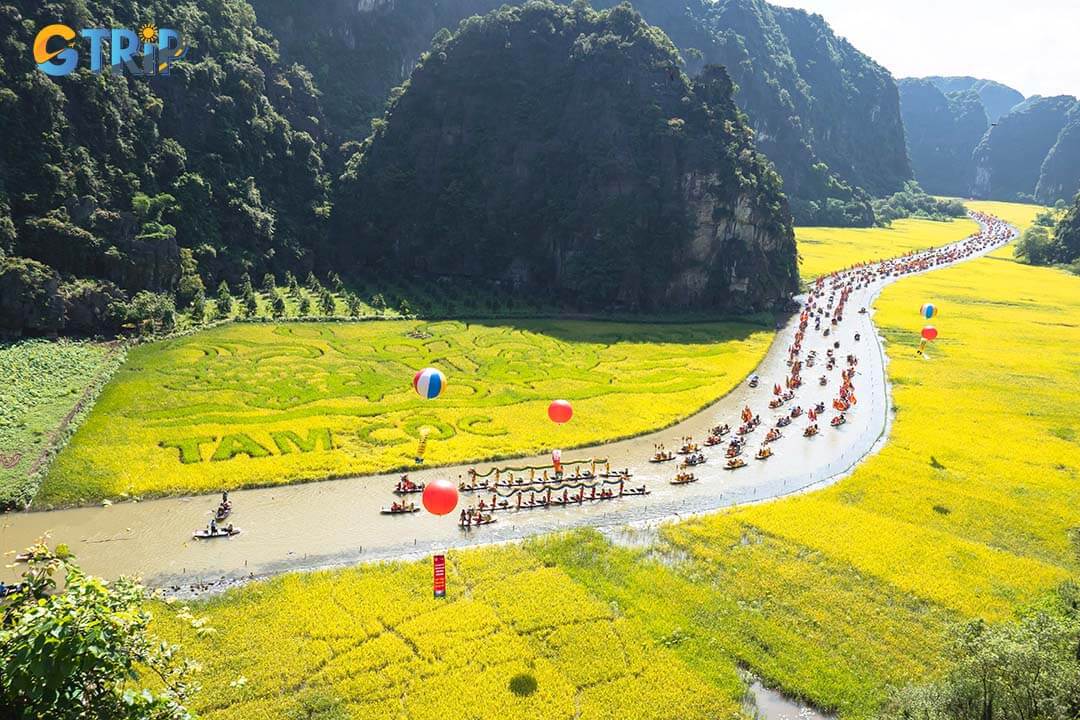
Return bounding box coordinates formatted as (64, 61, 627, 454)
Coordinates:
(422, 478, 458, 516)
(548, 399, 573, 424)
(921, 326, 938, 341)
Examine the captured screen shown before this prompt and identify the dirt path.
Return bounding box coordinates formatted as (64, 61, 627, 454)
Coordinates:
(0, 215, 1015, 593)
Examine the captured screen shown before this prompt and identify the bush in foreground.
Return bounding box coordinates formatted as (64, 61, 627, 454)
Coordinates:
(0, 541, 204, 720)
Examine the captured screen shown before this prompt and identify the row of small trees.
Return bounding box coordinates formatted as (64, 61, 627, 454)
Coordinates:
(1014, 195, 1080, 272)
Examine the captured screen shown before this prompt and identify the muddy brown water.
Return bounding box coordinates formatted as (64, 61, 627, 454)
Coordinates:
(0, 221, 1013, 591)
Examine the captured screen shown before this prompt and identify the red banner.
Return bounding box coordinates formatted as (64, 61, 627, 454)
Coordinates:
(433, 554, 446, 598)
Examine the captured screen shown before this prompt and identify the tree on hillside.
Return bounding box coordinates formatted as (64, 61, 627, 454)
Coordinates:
(327, 271, 344, 293)
(1015, 226, 1054, 265)
(1015, 194, 1080, 270)
(176, 249, 204, 309)
(190, 290, 206, 323)
(0, 541, 205, 719)
(285, 271, 301, 298)
(270, 291, 286, 318)
(318, 289, 336, 316)
(215, 281, 234, 317)
(1049, 193, 1080, 267)
(242, 292, 259, 318)
(345, 292, 363, 317)
(124, 292, 176, 334)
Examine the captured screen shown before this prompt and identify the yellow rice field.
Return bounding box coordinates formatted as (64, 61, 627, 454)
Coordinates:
(797, 216, 979, 280)
(42, 320, 772, 505)
(156, 203, 1079, 719)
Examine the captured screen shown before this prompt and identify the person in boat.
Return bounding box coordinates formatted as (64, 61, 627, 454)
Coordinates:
(209, 518, 218, 534)
(226, 523, 234, 534)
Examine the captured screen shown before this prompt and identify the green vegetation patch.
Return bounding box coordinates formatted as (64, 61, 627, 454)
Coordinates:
(0, 340, 123, 509)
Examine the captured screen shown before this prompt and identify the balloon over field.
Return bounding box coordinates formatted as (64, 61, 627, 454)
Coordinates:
(422, 479, 458, 515)
(921, 326, 938, 341)
(920, 303, 937, 319)
(548, 400, 573, 424)
(413, 368, 445, 399)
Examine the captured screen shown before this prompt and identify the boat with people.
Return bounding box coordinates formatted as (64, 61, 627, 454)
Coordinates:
(776, 416, 791, 428)
(804, 424, 820, 437)
(710, 424, 731, 437)
(724, 458, 747, 470)
(649, 451, 676, 463)
(193, 524, 240, 539)
(214, 491, 232, 521)
(748, 375, 759, 388)
(704, 434, 724, 447)
(737, 421, 758, 435)
(381, 502, 420, 515)
(756, 446, 773, 460)
(831, 414, 847, 427)
(764, 428, 782, 443)
(680, 453, 706, 467)
(670, 472, 697, 486)
(459, 510, 496, 528)
(677, 442, 700, 455)
(394, 475, 425, 495)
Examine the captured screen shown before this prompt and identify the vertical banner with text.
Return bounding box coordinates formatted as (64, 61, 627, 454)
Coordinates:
(433, 554, 446, 598)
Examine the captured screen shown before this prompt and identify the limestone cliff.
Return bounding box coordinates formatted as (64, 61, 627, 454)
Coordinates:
(334, 2, 798, 312)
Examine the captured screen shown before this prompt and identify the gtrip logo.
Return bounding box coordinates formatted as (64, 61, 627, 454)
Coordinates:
(33, 22, 188, 77)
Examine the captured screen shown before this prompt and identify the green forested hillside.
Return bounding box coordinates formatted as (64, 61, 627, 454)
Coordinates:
(588, 0, 911, 225)
(902, 75, 1080, 204)
(897, 79, 988, 196)
(335, 2, 798, 312)
(253, 0, 912, 226)
(972, 95, 1078, 202)
(1035, 104, 1080, 204)
(0, 0, 331, 334)
(924, 75, 1023, 122)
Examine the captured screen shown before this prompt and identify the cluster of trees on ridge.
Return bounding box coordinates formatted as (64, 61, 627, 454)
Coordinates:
(0, 0, 332, 336)
(1015, 194, 1080, 273)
